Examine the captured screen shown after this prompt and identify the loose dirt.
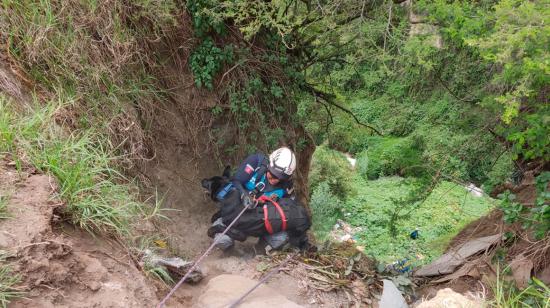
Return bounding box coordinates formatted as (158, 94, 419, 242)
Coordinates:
(0, 158, 165, 307)
(0, 157, 343, 307)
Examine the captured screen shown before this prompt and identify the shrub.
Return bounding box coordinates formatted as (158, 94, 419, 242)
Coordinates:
(189, 38, 233, 89)
(356, 136, 424, 180)
(309, 145, 355, 200)
(482, 152, 514, 193)
(310, 182, 342, 241)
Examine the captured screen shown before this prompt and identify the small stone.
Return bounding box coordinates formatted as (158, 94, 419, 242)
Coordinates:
(88, 281, 101, 291)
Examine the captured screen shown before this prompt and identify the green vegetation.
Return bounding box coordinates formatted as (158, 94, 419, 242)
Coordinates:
(491, 266, 550, 308)
(0, 0, 183, 237)
(499, 172, 550, 239)
(0, 263, 22, 308)
(189, 38, 233, 89)
(0, 196, 9, 220)
(309, 146, 495, 264)
(356, 136, 424, 180)
(310, 182, 343, 241)
(0, 0, 547, 298)
(309, 145, 355, 199)
(346, 176, 494, 264)
(301, 0, 548, 267)
(0, 95, 144, 235)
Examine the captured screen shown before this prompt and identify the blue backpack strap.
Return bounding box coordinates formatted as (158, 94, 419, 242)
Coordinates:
(216, 183, 234, 200)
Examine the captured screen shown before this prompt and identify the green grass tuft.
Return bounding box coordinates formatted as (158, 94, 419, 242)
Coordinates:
(0, 263, 23, 308)
(0, 196, 9, 220)
(491, 265, 550, 308)
(0, 94, 142, 236)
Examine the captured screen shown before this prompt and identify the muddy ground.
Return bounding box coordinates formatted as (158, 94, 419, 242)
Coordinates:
(0, 157, 354, 307)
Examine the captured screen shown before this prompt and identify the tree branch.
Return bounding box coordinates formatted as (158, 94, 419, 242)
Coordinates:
(435, 74, 479, 104)
(321, 101, 333, 134)
(305, 84, 383, 135)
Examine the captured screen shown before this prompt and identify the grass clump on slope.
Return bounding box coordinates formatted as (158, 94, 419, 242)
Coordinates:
(0, 263, 22, 308)
(0, 0, 182, 236)
(0, 95, 143, 236)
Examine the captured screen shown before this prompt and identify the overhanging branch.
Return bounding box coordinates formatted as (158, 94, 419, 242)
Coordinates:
(305, 84, 383, 136)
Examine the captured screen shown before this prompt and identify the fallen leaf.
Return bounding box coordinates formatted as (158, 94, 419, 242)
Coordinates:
(154, 240, 167, 249)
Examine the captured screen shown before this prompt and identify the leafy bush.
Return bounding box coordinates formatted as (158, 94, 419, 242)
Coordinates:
(310, 182, 342, 241)
(309, 145, 355, 200)
(189, 38, 233, 89)
(186, 0, 226, 37)
(481, 152, 514, 194)
(356, 137, 424, 180)
(419, 0, 550, 163)
(499, 172, 550, 239)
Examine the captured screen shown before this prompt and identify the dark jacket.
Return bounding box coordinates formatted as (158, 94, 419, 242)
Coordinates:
(210, 188, 311, 249)
(231, 153, 294, 199)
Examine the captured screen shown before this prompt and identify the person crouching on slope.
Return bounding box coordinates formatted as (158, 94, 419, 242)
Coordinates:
(209, 147, 297, 251)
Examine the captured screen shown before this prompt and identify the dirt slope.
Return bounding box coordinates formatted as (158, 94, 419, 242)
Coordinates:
(0, 158, 342, 308)
(0, 159, 166, 307)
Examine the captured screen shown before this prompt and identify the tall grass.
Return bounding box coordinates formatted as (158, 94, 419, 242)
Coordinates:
(0, 0, 180, 163)
(0, 0, 183, 236)
(491, 266, 550, 308)
(1, 95, 143, 235)
(0, 262, 23, 308)
(0, 249, 22, 307)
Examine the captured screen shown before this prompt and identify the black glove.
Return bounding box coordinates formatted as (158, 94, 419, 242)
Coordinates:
(241, 194, 255, 209)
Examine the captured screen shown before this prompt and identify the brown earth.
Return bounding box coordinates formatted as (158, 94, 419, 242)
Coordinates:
(416, 168, 550, 300)
(0, 157, 356, 307)
(0, 41, 348, 307)
(0, 158, 169, 307)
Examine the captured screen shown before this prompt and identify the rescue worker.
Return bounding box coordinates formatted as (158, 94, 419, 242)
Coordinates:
(210, 147, 297, 251)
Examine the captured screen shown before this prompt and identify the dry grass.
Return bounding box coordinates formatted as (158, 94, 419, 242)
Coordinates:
(260, 244, 381, 306)
(0, 0, 182, 163)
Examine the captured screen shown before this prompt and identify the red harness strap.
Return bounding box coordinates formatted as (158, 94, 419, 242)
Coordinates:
(258, 195, 287, 234)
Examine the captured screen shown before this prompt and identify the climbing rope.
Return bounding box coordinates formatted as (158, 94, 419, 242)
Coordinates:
(155, 203, 252, 308)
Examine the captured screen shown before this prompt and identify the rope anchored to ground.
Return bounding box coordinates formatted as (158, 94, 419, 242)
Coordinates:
(156, 201, 255, 308)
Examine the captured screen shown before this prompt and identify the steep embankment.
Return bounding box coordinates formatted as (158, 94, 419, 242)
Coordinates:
(0, 157, 320, 307)
(0, 158, 166, 307)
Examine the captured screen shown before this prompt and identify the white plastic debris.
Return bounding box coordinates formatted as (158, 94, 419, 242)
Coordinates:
(379, 279, 408, 308)
(142, 249, 203, 283)
(345, 153, 357, 168)
(466, 183, 483, 197)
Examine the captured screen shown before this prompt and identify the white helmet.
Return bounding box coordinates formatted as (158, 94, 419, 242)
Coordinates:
(268, 147, 296, 180)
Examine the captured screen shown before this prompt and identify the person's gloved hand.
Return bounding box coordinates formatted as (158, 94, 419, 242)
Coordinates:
(241, 194, 255, 209)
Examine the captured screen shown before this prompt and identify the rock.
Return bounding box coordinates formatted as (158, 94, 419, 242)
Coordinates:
(415, 234, 501, 277)
(415, 288, 482, 308)
(379, 279, 408, 308)
(193, 274, 303, 308)
(510, 255, 533, 289)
